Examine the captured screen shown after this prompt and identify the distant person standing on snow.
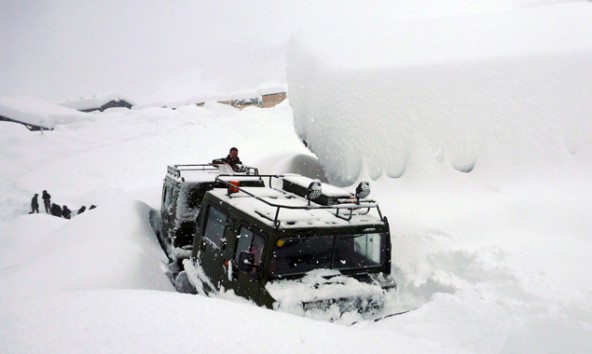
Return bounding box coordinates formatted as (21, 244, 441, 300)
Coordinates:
(42, 190, 51, 213)
(30, 194, 39, 213)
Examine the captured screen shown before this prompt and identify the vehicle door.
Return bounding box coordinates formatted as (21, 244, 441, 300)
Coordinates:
(198, 205, 229, 290)
(232, 225, 265, 302)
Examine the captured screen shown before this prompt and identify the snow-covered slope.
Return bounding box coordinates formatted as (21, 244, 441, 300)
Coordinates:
(1, 98, 592, 353)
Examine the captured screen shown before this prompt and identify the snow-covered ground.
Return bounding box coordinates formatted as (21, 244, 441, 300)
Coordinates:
(2, 1, 592, 353)
(1, 98, 591, 353)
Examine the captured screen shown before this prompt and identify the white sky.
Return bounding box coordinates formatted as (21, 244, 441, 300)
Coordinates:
(0, 0, 579, 103)
(2, 1, 592, 353)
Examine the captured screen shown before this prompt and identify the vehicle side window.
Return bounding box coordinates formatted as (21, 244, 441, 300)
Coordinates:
(234, 226, 265, 273)
(162, 185, 169, 205)
(164, 185, 174, 210)
(203, 206, 227, 248)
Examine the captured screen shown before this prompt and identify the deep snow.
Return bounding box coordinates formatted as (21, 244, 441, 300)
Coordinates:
(1, 98, 591, 353)
(2, 1, 592, 353)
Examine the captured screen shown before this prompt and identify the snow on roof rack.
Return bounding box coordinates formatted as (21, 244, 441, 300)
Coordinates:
(167, 164, 260, 181)
(214, 175, 385, 227)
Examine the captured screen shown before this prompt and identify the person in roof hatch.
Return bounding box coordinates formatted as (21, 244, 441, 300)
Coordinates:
(211, 147, 243, 172)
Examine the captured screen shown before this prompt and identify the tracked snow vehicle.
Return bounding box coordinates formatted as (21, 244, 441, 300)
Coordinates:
(157, 164, 263, 262)
(176, 173, 396, 318)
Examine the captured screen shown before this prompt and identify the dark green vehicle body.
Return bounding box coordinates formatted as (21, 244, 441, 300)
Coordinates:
(159, 164, 262, 261)
(185, 175, 395, 314)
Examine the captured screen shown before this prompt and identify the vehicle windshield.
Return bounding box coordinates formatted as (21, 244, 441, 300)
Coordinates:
(270, 232, 387, 277)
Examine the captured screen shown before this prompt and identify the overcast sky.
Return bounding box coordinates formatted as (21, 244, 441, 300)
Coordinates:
(0, 0, 578, 102)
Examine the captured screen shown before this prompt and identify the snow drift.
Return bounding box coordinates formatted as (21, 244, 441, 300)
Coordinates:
(1, 94, 592, 354)
(288, 3, 592, 186)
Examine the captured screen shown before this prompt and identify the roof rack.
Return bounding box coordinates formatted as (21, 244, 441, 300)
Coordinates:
(214, 175, 385, 226)
(167, 164, 260, 180)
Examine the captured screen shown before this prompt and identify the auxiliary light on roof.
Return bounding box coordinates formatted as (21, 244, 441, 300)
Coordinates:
(228, 180, 240, 195)
(306, 179, 322, 205)
(355, 181, 370, 204)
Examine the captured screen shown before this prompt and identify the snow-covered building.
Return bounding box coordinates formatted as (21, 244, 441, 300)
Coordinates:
(0, 97, 91, 131)
(288, 3, 592, 186)
(261, 91, 287, 108)
(217, 96, 262, 110)
(59, 93, 134, 112)
(217, 87, 287, 110)
(0, 114, 48, 131)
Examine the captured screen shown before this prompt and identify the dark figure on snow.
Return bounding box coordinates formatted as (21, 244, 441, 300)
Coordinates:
(30, 194, 39, 214)
(50, 203, 62, 217)
(42, 190, 51, 213)
(89, 205, 97, 210)
(77, 205, 86, 215)
(62, 205, 71, 220)
(211, 147, 243, 171)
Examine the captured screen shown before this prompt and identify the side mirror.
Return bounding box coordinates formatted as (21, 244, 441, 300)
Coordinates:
(238, 251, 255, 272)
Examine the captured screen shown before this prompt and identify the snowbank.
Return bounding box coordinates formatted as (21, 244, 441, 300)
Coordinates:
(1, 95, 592, 353)
(288, 3, 592, 186)
(0, 198, 172, 300)
(0, 289, 462, 354)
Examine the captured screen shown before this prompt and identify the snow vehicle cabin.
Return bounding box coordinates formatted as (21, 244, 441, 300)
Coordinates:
(157, 163, 396, 318)
(157, 164, 263, 262)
